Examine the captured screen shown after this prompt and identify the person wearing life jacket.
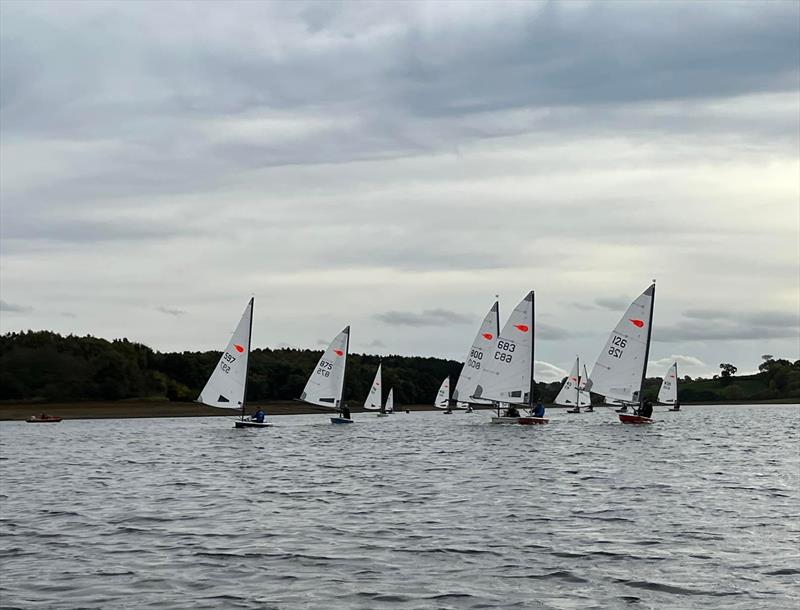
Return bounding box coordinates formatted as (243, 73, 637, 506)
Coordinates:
(252, 408, 266, 423)
(533, 400, 545, 418)
(673, 399, 681, 411)
(638, 400, 653, 418)
(340, 404, 351, 420)
(504, 404, 520, 417)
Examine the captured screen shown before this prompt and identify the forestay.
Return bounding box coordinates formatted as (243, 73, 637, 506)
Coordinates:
(587, 284, 654, 403)
(473, 291, 534, 406)
(385, 388, 394, 413)
(658, 362, 678, 404)
(555, 357, 592, 407)
(451, 301, 499, 405)
(198, 298, 253, 409)
(364, 363, 382, 410)
(300, 327, 350, 409)
(434, 377, 450, 408)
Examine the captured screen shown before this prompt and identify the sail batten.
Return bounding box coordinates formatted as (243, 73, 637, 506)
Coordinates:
(299, 327, 350, 409)
(198, 298, 253, 410)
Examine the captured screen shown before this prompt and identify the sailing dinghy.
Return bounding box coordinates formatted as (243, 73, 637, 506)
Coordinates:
(659, 362, 681, 411)
(451, 301, 500, 414)
(434, 377, 452, 413)
(198, 297, 271, 428)
(556, 357, 592, 413)
(473, 291, 547, 425)
(384, 388, 395, 416)
(363, 363, 388, 416)
(298, 327, 352, 423)
(586, 284, 656, 424)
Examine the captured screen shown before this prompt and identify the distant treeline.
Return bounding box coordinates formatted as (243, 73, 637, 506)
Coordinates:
(1, 331, 798, 405)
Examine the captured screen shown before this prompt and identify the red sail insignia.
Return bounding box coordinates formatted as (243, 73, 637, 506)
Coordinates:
(514, 324, 529, 333)
(234, 344, 245, 353)
(629, 319, 644, 328)
(334, 349, 344, 357)
(482, 333, 494, 340)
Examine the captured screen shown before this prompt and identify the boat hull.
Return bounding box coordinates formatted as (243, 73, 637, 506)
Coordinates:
(234, 420, 273, 429)
(331, 417, 353, 424)
(25, 416, 62, 423)
(490, 417, 549, 425)
(619, 414, 654, 424)
(376, 413, 389, 417)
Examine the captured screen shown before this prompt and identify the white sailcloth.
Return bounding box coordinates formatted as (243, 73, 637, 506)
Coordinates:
(198, 298, 253, 410)
(364, 363, 382, 410)
(555, 358, 592, 407)
(473, 291, 534, 405)
(434, 377, 450, 408)
(385, 388, 394, 413)
(586, 284, 654, 403)
(658, 362, 678, 404)
(451, 301, 499, 405)
(299, 326, 349, 409)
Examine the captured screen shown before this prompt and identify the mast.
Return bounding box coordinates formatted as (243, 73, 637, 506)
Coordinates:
(529, 290, 536, 409)
(576, 356, 580, 409)
(339, 326, 350, 411)
(495, 294, 501, 417)
(638, 282, 656, 409)
(241, 296, 254, 421)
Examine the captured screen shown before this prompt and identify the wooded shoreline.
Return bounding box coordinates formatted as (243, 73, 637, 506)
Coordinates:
(1, 399, 797, 421)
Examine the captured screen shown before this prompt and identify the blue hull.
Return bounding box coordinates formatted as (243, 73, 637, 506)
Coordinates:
(330, 417, 353, 424)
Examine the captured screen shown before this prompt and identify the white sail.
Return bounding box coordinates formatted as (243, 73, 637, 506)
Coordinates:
(555, 358, 592, 407)
(364, 363, 382, 410)
(451, 301, 499, 405)
(587, 284, 655, 403)
(581, 364, 590, 390)
(299, 326, 349, 409)
(658, 362, 678, 404)
(198, 298, 253, 410)
(385, 388, 394, 413)
(473, 291, 534, 406)
(434, 377, 450, 409)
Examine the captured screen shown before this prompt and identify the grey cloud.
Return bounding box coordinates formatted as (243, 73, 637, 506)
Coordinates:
(538, 323, 570, 341)
(659, 308, 800, 342)
(60, 312, 77, 318)
(0, 300, 33, 313)
(594, 297, 631, 311)
(375, 309, 472, 327)
(156, 306, 187, 317)
(367, 339, 386, 348)
(683, 309, 732, 320)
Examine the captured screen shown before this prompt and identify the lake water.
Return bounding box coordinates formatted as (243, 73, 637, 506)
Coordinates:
(1, 405, 798, 609)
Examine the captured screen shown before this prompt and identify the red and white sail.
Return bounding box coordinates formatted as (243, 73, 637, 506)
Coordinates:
(658, 361, 678, 404)
(198, 298, 253, 410)
(300, 327, 350, 409)
(364, 363, 382, 410)
(554, 357, 592, 407)
(451, 301, 499, 406)
(433, 377, 450, 409)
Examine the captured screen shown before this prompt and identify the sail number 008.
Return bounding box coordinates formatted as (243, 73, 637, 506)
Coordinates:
(608, 335, 627, 359)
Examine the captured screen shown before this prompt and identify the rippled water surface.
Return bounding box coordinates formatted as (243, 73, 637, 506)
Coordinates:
(1, 405, 799, 609)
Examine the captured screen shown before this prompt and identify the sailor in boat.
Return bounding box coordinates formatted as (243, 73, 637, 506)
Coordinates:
(615, 404, 629, 413)
(636, 400, 654, 418)
(379, 403, 386, 416)
(585, 404, 594, 412)
(444, 405, 453, 414)
(672, 399, 681, 411)
(465, 405, 473, 413)
(504, 404, 520, 418)
(340, 404, 352, 420)
(251, 408, 266, 423)
(532, 400, 545, 419)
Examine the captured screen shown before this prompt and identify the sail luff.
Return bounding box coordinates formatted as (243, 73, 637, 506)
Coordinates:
(241, 296, 254, 420)
(638, 283, 656, 409)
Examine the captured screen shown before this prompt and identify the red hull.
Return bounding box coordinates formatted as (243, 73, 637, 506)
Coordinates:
(618, 414, 653, 425)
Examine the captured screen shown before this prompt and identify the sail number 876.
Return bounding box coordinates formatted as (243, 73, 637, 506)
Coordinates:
(608, 335, 627, 359)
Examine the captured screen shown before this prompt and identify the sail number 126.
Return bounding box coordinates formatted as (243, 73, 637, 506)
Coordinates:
(608, 335, 627, 359)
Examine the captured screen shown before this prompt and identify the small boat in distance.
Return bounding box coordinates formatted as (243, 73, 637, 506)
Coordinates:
(659, 362, 681, 411)
(298, 327, 352, 424)
(473, 291, 548, 425)
(197, 298, 271, 429)
(557, 357, 592, 413)
(26, 413, 62, 423)
(586, 283, 656, 425)
(363, 363, 386, 416)
(434, 377, 452, 413)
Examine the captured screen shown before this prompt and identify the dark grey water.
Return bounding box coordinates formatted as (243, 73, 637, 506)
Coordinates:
(1, 405, 798, 609)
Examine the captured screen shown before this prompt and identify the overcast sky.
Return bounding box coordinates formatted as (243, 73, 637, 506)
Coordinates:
(1, 0, 798, 381)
